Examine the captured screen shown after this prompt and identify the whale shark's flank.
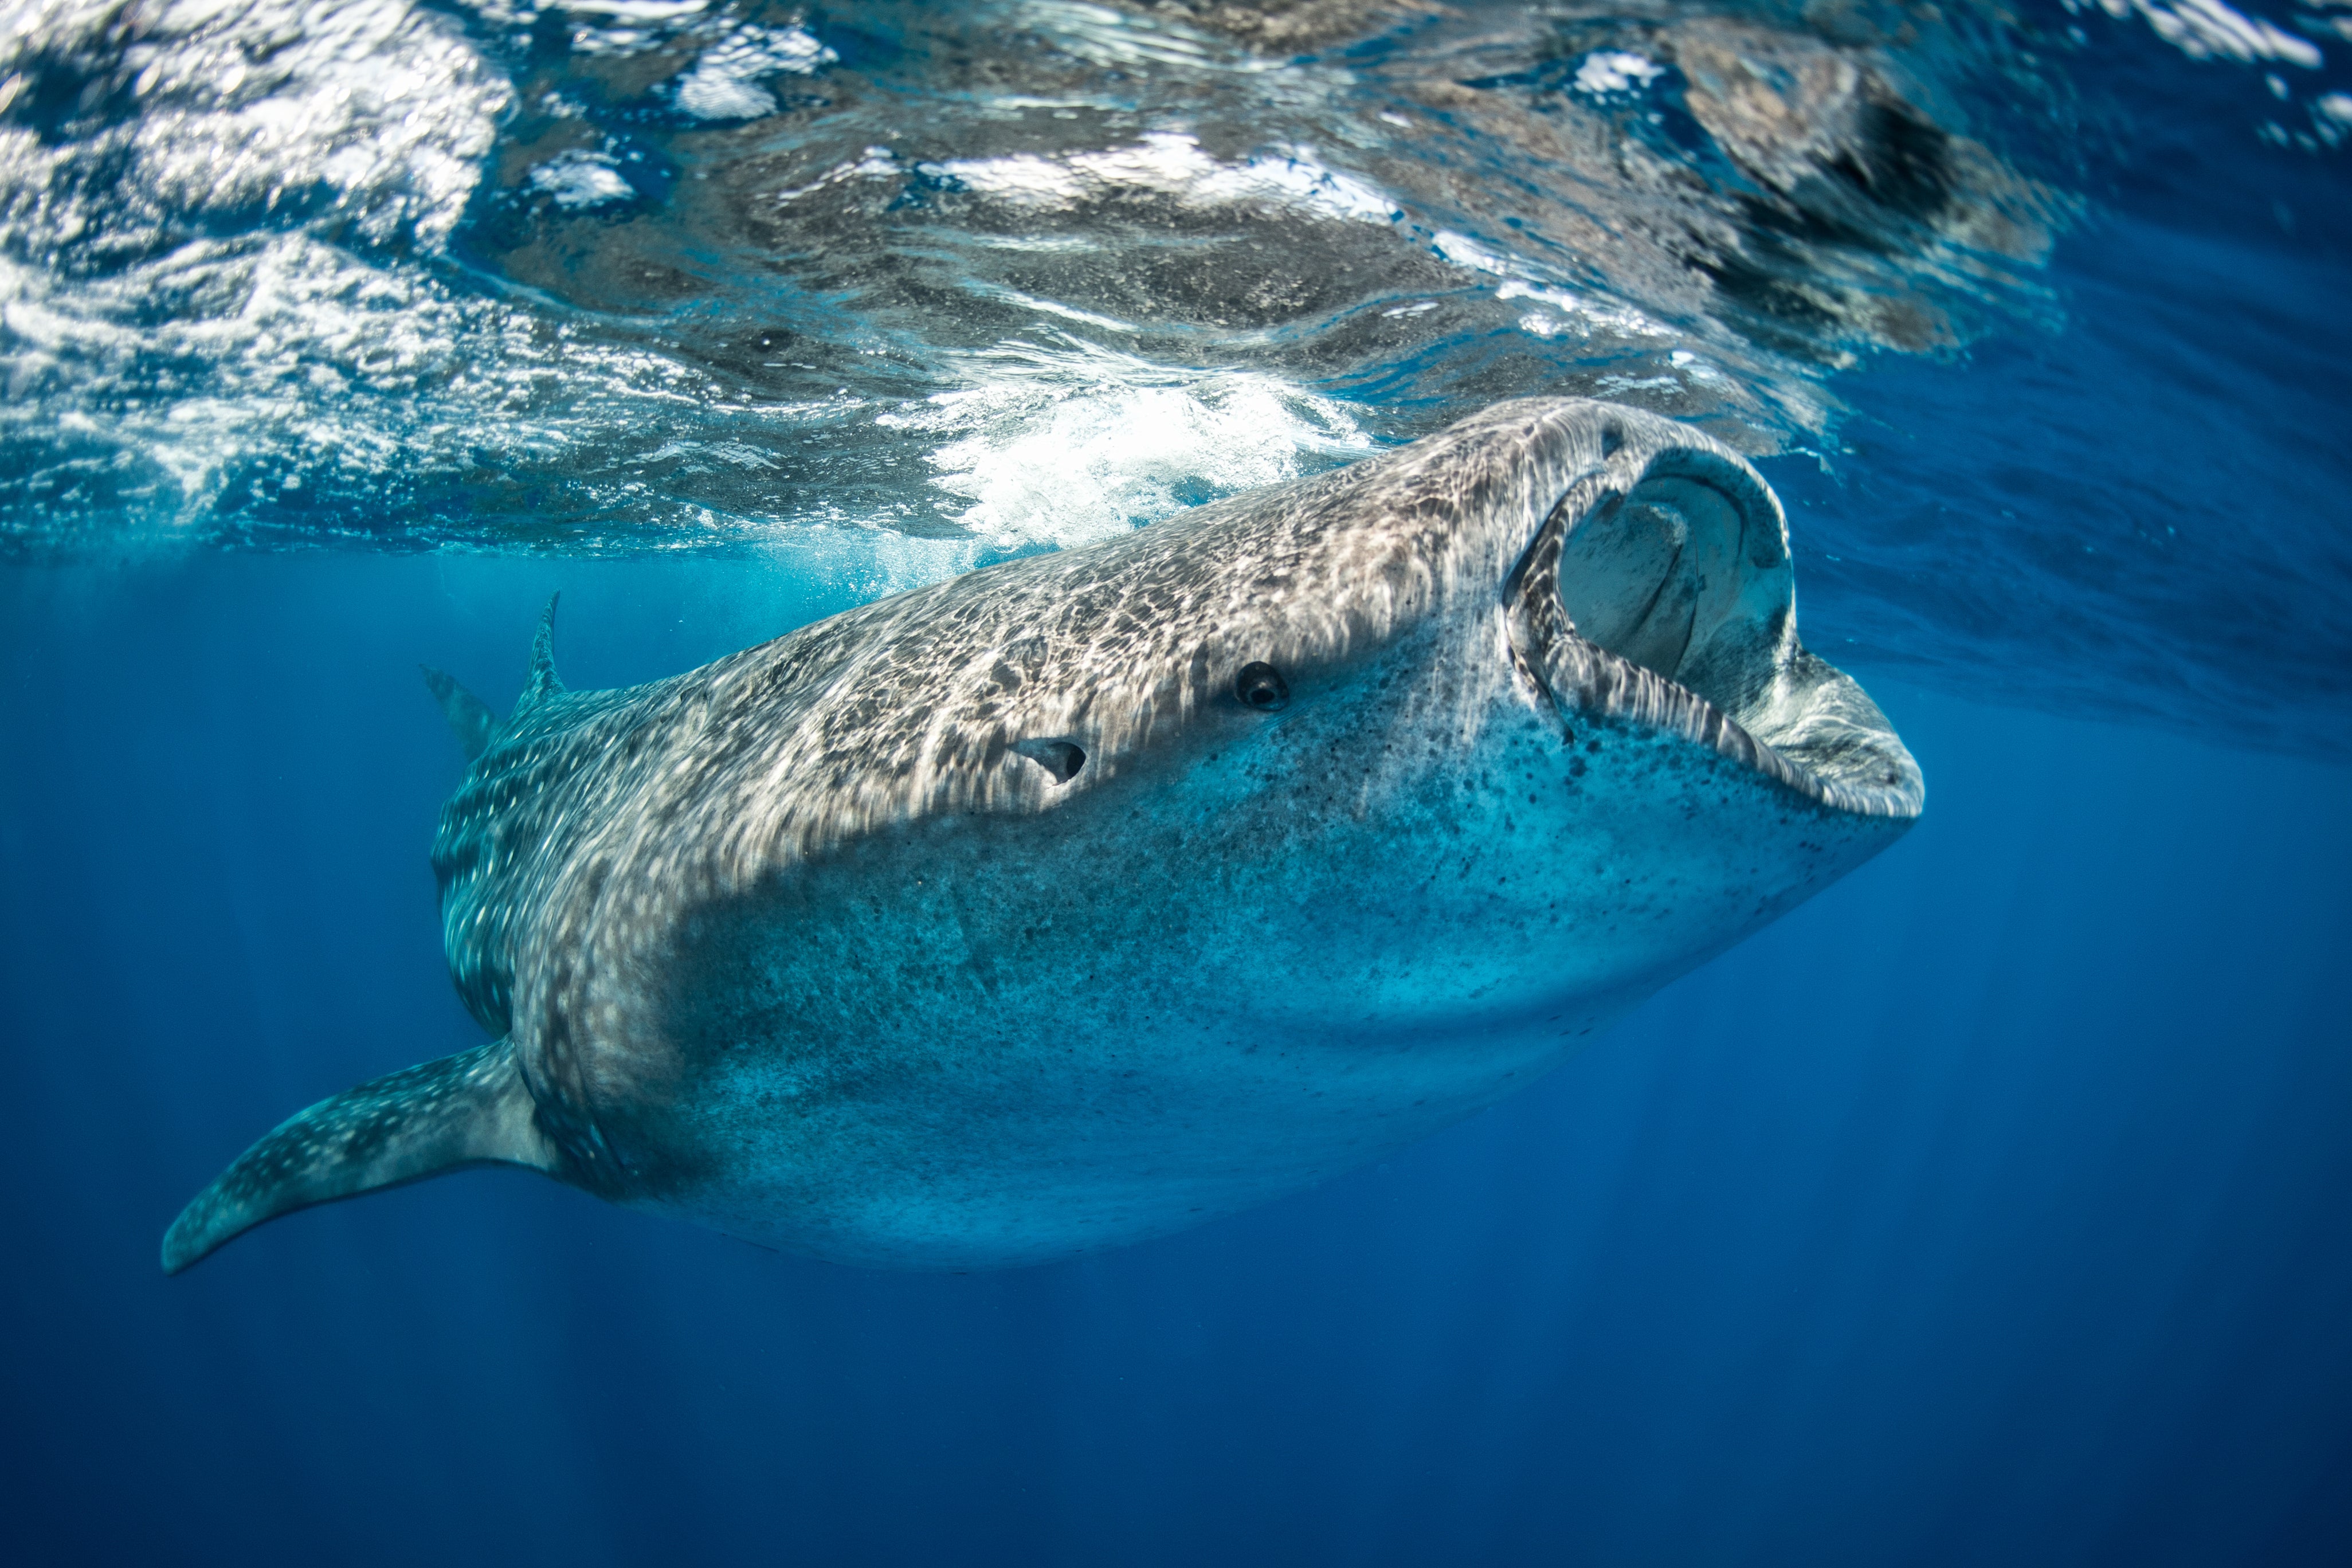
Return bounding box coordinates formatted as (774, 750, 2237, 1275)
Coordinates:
(162, 399, 1922, 1274)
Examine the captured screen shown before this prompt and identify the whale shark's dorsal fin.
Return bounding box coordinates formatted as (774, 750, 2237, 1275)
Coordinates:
(420, 665, 497, 761)
(418, 594, 565, 759)
(160, 1040, 562, 1274)
(519, 592, 566, 713)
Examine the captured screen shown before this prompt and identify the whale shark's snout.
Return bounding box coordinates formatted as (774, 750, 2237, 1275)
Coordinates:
(163, 398, 1922, 1276)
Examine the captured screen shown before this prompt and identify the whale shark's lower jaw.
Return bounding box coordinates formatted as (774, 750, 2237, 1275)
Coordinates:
(1506, 441, 1924, 821)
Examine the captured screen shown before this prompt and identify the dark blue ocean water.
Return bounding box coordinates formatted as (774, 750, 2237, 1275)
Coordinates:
(6, 556, 2350, 1565)
(4, 1, 2351, 1562)
(7, 557, 2351, 1563)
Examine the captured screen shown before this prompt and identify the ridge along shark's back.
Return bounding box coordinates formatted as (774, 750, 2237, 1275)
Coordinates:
(163, 398, 1922, 1275)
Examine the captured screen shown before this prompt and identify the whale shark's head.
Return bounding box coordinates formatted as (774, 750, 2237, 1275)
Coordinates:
(727, 398, 1919, 809)
(669, 397, 1918, 1037)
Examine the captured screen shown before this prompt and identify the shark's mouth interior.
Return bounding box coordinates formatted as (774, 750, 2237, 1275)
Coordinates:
(1520, 450, 1923, 818)
(1555, 471, 1784, 716)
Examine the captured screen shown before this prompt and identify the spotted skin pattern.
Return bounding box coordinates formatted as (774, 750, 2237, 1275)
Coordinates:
(163, 399, 1920, 1274)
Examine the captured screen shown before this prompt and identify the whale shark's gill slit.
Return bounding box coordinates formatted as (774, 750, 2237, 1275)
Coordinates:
(1014, 738, 1087, 785)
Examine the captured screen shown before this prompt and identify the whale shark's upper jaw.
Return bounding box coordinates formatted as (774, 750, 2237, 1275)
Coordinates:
(1489, 413, 1923, 820)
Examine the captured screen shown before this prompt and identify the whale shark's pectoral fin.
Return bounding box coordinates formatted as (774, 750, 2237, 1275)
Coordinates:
(421, 666, 498, 761)
(160, 1039, 559, 1274)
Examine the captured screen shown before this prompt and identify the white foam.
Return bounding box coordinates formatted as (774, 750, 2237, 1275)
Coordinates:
(1573, 52, 1666, 96)
(877, 339, 1373, 551)
(0, 0, 509, 256)
(922, 132, 1397, 225)
(560, 0, 711, 19)
(530, 150, 634, 208)
(0, 224, 737, 528)
(1497, 279, 1677, 341)
(676, 67, 778, 121)
(2097, 0, 2325, 66)
(1433, 230, 1512, 275)
(673, 23, 836, 121)
(0, 1, 570, 526)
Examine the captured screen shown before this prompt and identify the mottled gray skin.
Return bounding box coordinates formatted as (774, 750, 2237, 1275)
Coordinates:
(163, 398, 1921, 1273)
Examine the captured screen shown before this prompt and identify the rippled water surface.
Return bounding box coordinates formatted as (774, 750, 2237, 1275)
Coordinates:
(5, 0, 2347, 744)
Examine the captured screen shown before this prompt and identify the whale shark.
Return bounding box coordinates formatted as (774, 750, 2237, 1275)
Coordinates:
(162, 398, 1922, 1274)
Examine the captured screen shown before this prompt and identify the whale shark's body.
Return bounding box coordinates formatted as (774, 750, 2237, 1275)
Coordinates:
(163, 399, 1921, 1273)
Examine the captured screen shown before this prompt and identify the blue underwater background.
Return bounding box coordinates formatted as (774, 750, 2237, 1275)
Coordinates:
(4, 0, 2352, 1562)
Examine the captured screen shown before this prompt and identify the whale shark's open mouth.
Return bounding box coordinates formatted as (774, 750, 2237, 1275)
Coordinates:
(1506, 445, 1923, 819)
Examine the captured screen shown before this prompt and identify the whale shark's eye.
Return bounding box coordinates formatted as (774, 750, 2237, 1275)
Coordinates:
(1234, 663, 1289, 712)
